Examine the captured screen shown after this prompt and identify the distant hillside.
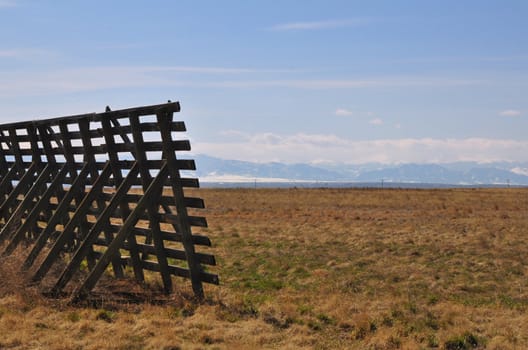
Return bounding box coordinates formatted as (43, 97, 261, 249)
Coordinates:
(193, 154, 345, 181)
(191, 154, 528, 185)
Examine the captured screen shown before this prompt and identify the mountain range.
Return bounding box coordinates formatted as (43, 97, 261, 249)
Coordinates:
(188, 154, 528, 186)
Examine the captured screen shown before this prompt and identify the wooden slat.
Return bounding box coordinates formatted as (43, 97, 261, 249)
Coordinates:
(106, 121, 186, 136)
(78, 118, 100, 269)
(111, 140, 191, 153)
(0, 101, 215, 300)
(122, 258, 217, 285)
(161, 213, 208, 228)
(51, 163, 141, 294)
(91, 238, 215, 266)
(157, 109, 205, 298)
(0, 163, 54, 244)
(0, 162, 40, 226)
(31, 163, 112, 282)
(106, 224, 212, 246)
(0, 165, 20, 202)
(99, 117, 128, 278)
(72, 164, 169, 301)
(0, 101, 179, 130)
(3, 164, 69, 255)
(129, 113, 172, 292)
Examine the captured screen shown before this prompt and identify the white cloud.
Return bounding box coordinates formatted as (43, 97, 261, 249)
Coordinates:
(270, 19, 371, 31)
(335, 108, 353, 116)
(0, 50, 18, 57)
(218, 129, 252, 139)
(511, 167, 528, 176)
(499, 109, 521, 117)
(0, 66, 484, 97)
(0, 0, 17, 7)
(369, 118, 383, 125)
(0, 66, 269, 97)
(192, 132, 528, 164)
(147, 66, 284, 74)
(0, 48, 55, 59)
(395, 55, 528, 64)
(194, 77, 482, 89)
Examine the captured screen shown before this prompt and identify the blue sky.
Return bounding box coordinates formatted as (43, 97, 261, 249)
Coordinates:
(1, 0, 527, 164)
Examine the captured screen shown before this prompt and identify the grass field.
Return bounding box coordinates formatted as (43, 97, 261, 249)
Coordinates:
(1, 188, 527, 349)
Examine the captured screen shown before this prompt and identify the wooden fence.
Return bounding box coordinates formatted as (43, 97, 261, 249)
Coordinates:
(0, 101, 217, 301)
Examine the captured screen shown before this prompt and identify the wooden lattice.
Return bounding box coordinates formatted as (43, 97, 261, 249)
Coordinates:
(0, 101, 218, 301)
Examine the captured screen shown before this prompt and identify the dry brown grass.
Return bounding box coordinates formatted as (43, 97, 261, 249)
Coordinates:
(1, 187, 528, 349)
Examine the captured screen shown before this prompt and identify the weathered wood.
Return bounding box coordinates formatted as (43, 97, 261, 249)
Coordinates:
(104, 224, 212, 246)
(0, 162, 41, 226)
(0, 101, 216, 300)
(130, 113, 172, 292)
(7, 126, 23, 165)
(72, 163, 169, 301)
(51, 163, 140, 294)
(98, 117, 128, 279)
(58, 121, 90, 255)
(161, 214, 208, 228)
(27, 124, 42, 163)
(2, 164, 69, 255)
(0, 165, 21, 205)
(31, 163, 112, 283)
(0, 130, 10, 174)
(157, 109, 205, 298)
(78, 119, 100, 269)
(0, 163, 54, 244)
(23, 163, 92, 270)
(134, 259, 219, 285)
(93, 239, 216, 265)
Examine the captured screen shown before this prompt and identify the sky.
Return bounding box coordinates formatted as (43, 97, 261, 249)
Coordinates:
(1, 0, 527, 164)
